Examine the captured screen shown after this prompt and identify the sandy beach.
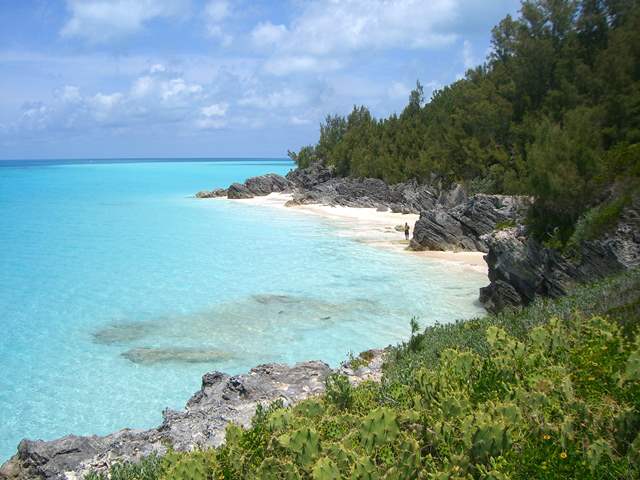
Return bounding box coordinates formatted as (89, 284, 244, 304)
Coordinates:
(227, 192, 488, 274)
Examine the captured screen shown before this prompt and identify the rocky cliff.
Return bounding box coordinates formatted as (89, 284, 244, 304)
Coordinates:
(0, 351, 384, 480)
(409, 195, 530, 253)
(479, 194, 640, 312)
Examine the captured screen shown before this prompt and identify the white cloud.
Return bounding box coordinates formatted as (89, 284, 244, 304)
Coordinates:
(149, 63, 166, 74)
(204, 0, 233, 46)
(131, 76, 154, 97)
(61, 0, 189, 43)
(201, 102, 228, 117)
(264, 56, 342, 76)
(204, 0, 230, 22)
(254, 0, 459, 75)
(289, 115, 311, 125)
(290, 0, 458, 54)
(239, 88, 308, 109)
(160, 78, 203, 101)
(90, 92, 124, 120)
(58, 85, 82, 103)
(197, 101, 228, 129)
(7, 67, 221, 136)
(251, 22, 288, 47)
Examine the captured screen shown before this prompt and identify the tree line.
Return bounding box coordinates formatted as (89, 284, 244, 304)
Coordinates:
(289, 0, 640, 245)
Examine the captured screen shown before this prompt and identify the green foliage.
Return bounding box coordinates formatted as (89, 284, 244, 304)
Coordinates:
(287, 145, 318, 169)
(569, 193, 631, 246)
(84, 455, 165, 480)
(324, 373, 353, 410)
(87, 270, 640, 479)
(359, 407, 399, 453)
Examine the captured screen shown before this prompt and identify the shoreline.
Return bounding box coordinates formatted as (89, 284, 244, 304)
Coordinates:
(225, 192, 488, 274)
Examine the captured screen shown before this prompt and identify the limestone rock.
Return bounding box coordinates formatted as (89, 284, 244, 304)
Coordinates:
(479, 194, 640, 312)
(244, 173, 291, 196)
(226, 183, 254, 199)
(410, 195, 530, 252)
(195, 188, 227, 198)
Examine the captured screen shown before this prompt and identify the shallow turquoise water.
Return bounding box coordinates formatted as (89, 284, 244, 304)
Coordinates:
(0, 159, 486, 462)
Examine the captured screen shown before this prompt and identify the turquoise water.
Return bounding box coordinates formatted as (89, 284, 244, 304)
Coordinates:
(0, 159, 486, 462)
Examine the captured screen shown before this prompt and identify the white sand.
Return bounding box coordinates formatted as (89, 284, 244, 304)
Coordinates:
(225, 192, 487, 274)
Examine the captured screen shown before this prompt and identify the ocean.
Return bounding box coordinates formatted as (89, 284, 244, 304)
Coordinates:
(0, 158, 486, 461)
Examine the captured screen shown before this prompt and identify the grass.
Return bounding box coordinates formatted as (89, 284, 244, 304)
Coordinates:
(86, 269, 640, 479)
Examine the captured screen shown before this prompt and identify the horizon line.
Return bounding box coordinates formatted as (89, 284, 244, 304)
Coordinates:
(0, 156, 292, 162)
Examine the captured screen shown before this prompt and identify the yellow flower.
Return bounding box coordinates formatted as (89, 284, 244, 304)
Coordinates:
(560, 452, 568, 459)
(543, 434, 551, 440)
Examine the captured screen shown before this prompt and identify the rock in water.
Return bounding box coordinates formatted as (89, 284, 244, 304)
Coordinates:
(226, 182, 254, 199)
(121, 347, 233, 365)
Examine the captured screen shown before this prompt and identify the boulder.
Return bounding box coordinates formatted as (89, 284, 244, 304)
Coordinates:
(195, 188, 227, 199)
(410, 195, 530, 252)
(286, 162, 334, 189)
(226, 183, 254, 199)
(244, 173, 291, 196)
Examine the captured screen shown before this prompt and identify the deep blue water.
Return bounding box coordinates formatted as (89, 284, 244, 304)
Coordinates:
(0, 159, 486, 461)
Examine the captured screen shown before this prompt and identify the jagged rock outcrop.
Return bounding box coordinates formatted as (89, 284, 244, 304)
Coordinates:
(195, 188, 227, 199)
(285, 162, 333, 189)
(244, 173, 291, 196)
(0, 351, 385, 480)
(226, 182, 254, 199)
(197, 162, 473, 214)
(283, 163, 457, 213)
(479, 195, 640, 312)
(198, 174, 292, 200)
(410, 195, 530, 252)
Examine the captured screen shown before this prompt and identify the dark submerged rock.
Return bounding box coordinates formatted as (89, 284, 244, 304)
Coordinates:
(121, 347, 233, 365)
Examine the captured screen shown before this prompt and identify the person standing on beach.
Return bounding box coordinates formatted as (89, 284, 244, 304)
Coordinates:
(404, 222, 410, 241)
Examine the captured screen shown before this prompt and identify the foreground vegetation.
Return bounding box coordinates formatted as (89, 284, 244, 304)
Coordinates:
(289, 0, 640, 245)
(88, 269, 640, 479)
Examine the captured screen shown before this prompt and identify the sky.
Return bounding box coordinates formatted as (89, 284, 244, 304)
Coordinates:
(0, 0, 522, 160)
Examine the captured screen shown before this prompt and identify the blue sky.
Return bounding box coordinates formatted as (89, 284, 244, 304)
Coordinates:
(0, 0, 521, 159)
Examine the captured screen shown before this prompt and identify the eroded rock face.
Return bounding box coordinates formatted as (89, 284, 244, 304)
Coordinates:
(199, 174, 292, 200)
(0, 351, 386, 480)
(195, 188, 227, 199)
(282, 163, 461, 214)
(410, 195, 530, 253)
(479, 195, 640, 312)
(285, 162, 333, 189)
(244, 173, 291, 196)
(226, 182, 254, 199)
